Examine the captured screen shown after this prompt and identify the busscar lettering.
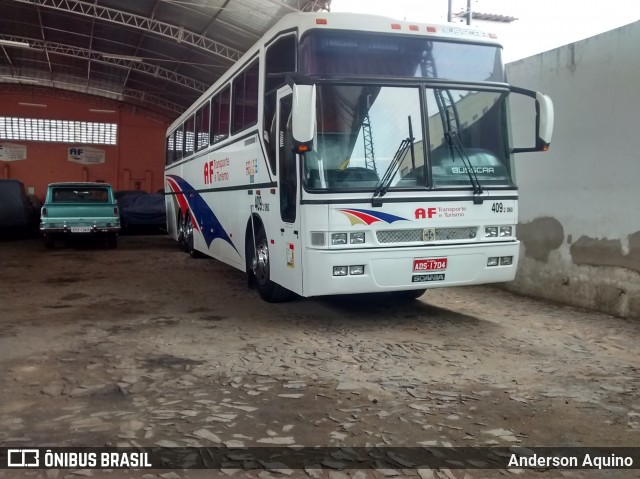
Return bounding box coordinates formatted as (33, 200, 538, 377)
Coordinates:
(451, 166, 495, 174)
(441, 26, 490, 38)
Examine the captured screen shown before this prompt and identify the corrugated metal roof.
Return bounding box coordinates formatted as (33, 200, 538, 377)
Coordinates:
(0, 0, 330, 120)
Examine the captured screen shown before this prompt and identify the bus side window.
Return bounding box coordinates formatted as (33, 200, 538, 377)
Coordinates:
(195, 101, 210, 151)
(264, 34, 296, 173)
(175, 125, 184, 162)
(211, 86, 230, 145)
(232, 59, 259, 134)
(279, 96, 295, 223)
(166, 131, 175, 165)
(184, 114, 195, 157)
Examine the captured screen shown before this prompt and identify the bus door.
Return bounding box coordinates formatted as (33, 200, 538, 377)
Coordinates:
(272, 87, 303, 295)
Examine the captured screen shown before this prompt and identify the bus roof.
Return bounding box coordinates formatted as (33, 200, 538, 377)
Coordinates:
(168, 11, 503, 132)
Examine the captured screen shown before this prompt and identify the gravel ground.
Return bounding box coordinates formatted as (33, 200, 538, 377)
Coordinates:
(0, 234, 638, 479)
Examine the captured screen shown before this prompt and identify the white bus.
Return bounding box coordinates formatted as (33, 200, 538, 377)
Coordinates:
(164, 12, 554, 302)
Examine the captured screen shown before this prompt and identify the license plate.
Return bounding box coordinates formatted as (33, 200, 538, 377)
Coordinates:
(70, 227, 92, 233)
(413, 257, 447, 272)
(412, 273, 445, 282)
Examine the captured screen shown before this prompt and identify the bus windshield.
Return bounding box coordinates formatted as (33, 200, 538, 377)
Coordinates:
(300, 30, 504, 83)
(304, 84, 512, 191)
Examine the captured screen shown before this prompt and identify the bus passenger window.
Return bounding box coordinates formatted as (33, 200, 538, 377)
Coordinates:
(232, 59, 259, 134)
(211, 86, 230, 144)
(184, 114, 195, 157)
(175, 125, 184, 162)
(165, 132, 175, 165)
(195, 102, 210, 151)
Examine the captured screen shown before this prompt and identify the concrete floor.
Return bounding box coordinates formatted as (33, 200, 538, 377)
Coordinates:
(0, 235, 638, 479)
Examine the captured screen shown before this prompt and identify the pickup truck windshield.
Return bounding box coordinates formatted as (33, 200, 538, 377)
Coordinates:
(52, 187, 109, 203)
(303, 85, 512, 192)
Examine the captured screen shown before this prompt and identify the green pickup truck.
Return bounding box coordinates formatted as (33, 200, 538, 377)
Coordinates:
(40, 182, 120, 248)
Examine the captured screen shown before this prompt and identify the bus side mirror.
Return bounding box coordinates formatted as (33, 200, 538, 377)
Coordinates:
(292, 84, 316, 152)
(510, 86, 554, 153)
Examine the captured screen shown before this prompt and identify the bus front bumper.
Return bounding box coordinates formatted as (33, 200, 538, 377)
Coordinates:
(302, 241, 520, 297)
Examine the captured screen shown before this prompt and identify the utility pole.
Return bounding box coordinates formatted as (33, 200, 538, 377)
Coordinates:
(448, 0, 473, 25)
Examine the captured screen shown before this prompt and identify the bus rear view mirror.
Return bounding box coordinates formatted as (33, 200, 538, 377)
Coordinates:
(510, 86, 554, 153)
(292, 84, 316, 152)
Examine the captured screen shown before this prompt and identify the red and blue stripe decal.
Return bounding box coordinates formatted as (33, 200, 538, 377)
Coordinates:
(166, 175, 239, 255)
(338, 208, 408, 226)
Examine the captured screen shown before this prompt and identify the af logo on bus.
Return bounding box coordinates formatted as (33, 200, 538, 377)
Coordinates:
(415, 207, 436, 219)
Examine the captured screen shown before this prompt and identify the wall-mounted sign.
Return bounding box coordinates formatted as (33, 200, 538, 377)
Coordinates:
(68, 146, 106, 165)
(0, 143, 27, 161)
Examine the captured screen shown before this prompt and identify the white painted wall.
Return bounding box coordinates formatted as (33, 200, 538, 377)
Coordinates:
(505, 21, 640, 318)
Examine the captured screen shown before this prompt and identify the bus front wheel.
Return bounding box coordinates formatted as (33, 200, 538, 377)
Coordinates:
(251, 225, 293, 302)
(390, 289, 427, 300)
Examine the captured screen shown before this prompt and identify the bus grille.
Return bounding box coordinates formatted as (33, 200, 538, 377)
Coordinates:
(376, 227, 478, 244)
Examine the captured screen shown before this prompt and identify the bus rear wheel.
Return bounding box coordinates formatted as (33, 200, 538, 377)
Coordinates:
(251, 225, 293, 302)
(185, 214, 203, 258)
(176, 211, 186, 251)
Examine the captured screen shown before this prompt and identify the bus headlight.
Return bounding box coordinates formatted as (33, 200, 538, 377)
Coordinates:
(500, 256, 513, 265)
(333, 266, 348, 276)
(485, 227, 498, 238)
(350, 232, 365, 244)
(499, 226, 513, 237)
(331, 233, 347, 245)
(349, 265, 365, 275)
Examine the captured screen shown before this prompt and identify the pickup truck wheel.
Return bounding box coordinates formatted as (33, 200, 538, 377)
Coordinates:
(44, 234, 54, 249)
(106, 233, 118, 249)
(252, 225, 293, 302)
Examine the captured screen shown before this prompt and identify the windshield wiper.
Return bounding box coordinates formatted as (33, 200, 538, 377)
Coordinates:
(446, 130, 484, 204)
(433, 87, 484, 204)
(372, 116, 414, 207)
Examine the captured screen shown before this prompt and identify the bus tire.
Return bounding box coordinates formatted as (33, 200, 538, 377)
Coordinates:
(390, 289, 427, 300)
(252, 225, 293, 302)
(186, 214, 203, 258)
(176, 211, 186, 251)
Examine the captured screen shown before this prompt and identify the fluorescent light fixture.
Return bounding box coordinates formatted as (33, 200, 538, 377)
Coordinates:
(101, 53, 143, 62)
(0, 39, 30, 48)
(1, 76, 42, 84)
(89, 109, 116, 113)
(18, 102, 47, 107)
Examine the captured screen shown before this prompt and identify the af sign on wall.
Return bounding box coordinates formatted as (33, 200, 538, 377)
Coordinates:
(68, 146, 105, 164)
(0, 143, 27, 161)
